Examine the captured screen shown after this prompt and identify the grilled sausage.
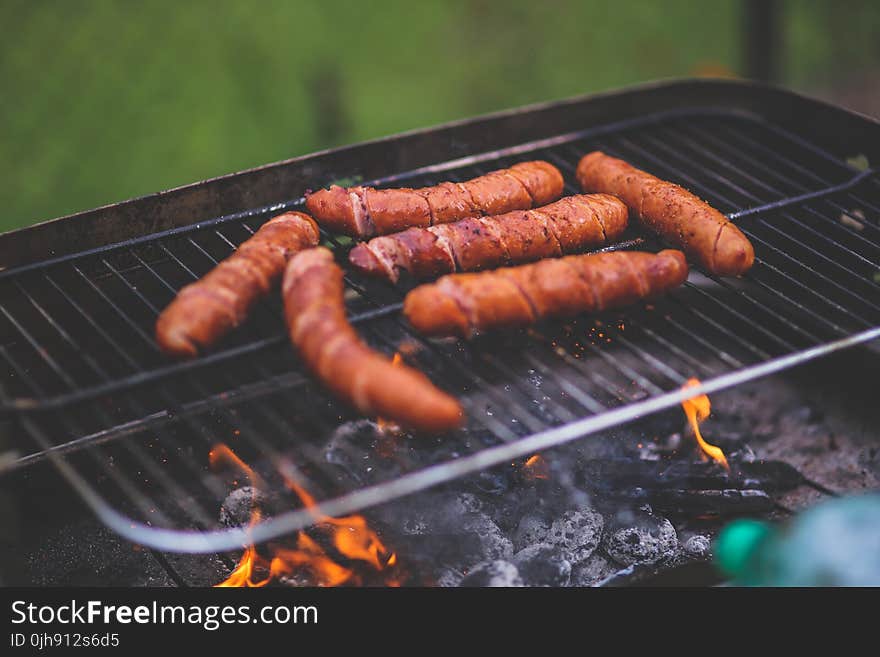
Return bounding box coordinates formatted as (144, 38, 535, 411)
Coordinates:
(576, 151, 754, 276)
(349, 194, 629, 283)
(305, 161, 564, 238)
(283, 247, 462, 432)
(403, 250, 688, 338)
(156, 211, 319, 358)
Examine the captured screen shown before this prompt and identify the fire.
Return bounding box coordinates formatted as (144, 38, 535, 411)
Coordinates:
(213, 444, 398, 587)
(680, 378, 729, 470)
(215, 546, 268, 587)
(286, 477, 396, 571)
(522, 454, 549, 480)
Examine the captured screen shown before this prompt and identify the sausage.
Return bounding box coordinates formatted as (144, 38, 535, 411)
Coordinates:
(576, 151, 754, 276)
(156, 211, 319, 358)
(403, 250, 688, 338)
(349, 194, 629, 283)
(305, 161, 564, 238)
(283, 247, 462, 433)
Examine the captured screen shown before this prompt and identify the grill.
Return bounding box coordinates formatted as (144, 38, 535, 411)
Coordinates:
(1, 80, 879, 554)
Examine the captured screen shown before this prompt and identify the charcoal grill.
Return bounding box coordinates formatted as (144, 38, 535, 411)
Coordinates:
(1, 79, 878, 554)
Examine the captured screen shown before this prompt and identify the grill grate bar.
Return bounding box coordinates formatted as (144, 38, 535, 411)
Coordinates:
(685, 122, 880, 238)
(7, 282, 219, 525)
(0, 343, 178, 526)
(662, 126, 880, 271)
(124, 244, 424, 497)
(3, 106, 879, 550)
(601, 137, 877, 332)
(707, 121, 880, 216)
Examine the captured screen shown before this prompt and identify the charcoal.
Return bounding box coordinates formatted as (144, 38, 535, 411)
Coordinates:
(570, 553, 620, 587)
(448, 492, 484, 515)
(486, 486, 549, 532)
(596, 486, 775, 516)
(328, 418, 382, 444)
(390, 491, 482, 535)
(603, 510, 678, 566)
(473, 468, 515, 495)
(279, 572, 315, 587)
(683, 534, 712, 559)
(435, 567, 464, 588)
(512, 513, 552, 551)
(788, 405, 823, 425)
(638, 488, 775, 516)
(547, 509, 604, 565)
(459, 560, 523, 587)
(400, 514, 431, 536)
(512, 543, 571, 587)
(391, 533, 489, 569)
(578, 458, 803, 494)
(461, 512, 514, 561)
(323, 419, 397, 485)
(219, 486, 270, 528)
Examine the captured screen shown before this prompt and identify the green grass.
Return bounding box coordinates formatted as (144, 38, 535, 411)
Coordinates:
(0, 1, 876, 232)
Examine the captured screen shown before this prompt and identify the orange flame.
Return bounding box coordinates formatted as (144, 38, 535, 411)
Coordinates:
(215, 545, 270, 587)
(522, 454, 549, 480)
(209, 444, 261, 489)
(681, 378, 729, 470)
(285, 475, 396, 571)
(214, 444, 397, 587)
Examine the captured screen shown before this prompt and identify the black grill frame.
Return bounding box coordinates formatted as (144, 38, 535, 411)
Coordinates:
(1, 82, 879, 553)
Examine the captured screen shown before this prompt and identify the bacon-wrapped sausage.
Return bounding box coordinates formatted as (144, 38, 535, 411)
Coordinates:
(156, 211, 319, 358)
(305, 161, 564, 238)
(283, 247, 462, 433)
(403, 250, 688, 338)
(349, 194, 628, 283)
(576, 152, 753, 276)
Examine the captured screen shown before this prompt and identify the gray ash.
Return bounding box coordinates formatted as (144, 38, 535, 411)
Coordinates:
(603, 509, 678, 566)
(547, 509, 603, 565)
(513, 513, 551, 551)
(219, 486, 271, 528)
(279, 375, 838, 587)
(460, 512, 513, 561)
(682, 534, 712, 559)
(570, 553, 620, 587)
(512, 544, 572, 587)
(460, 560, 523, 587)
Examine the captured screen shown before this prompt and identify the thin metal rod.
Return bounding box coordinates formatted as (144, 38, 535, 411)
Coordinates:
(661, 125, 880, 275)
(54, 326, 880, 553)
(685, 122, 880, 240)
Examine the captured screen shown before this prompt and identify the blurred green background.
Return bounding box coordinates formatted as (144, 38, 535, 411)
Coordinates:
(1, 0, 878, 233)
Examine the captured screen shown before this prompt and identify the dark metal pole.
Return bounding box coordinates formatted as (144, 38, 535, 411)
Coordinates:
(743, 0, 783, 83)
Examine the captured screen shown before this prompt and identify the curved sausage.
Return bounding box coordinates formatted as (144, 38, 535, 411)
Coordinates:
(156, 211, 319, 358)
(576, 151, 754, 276)
(283, 247, 462, 433)
(305, 161, 564, 238)
(349, 194, 628, 283)
(403, 250, 688, 338)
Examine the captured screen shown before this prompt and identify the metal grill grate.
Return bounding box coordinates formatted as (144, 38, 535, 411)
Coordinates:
(1, 108, 878, 552)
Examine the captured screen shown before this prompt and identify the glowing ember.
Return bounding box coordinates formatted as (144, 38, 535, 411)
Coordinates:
(213, 444, 397, 587)
(681, 378, 729, 470)
(376, 353, 404, 436)
(522, 454, 549, 480)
